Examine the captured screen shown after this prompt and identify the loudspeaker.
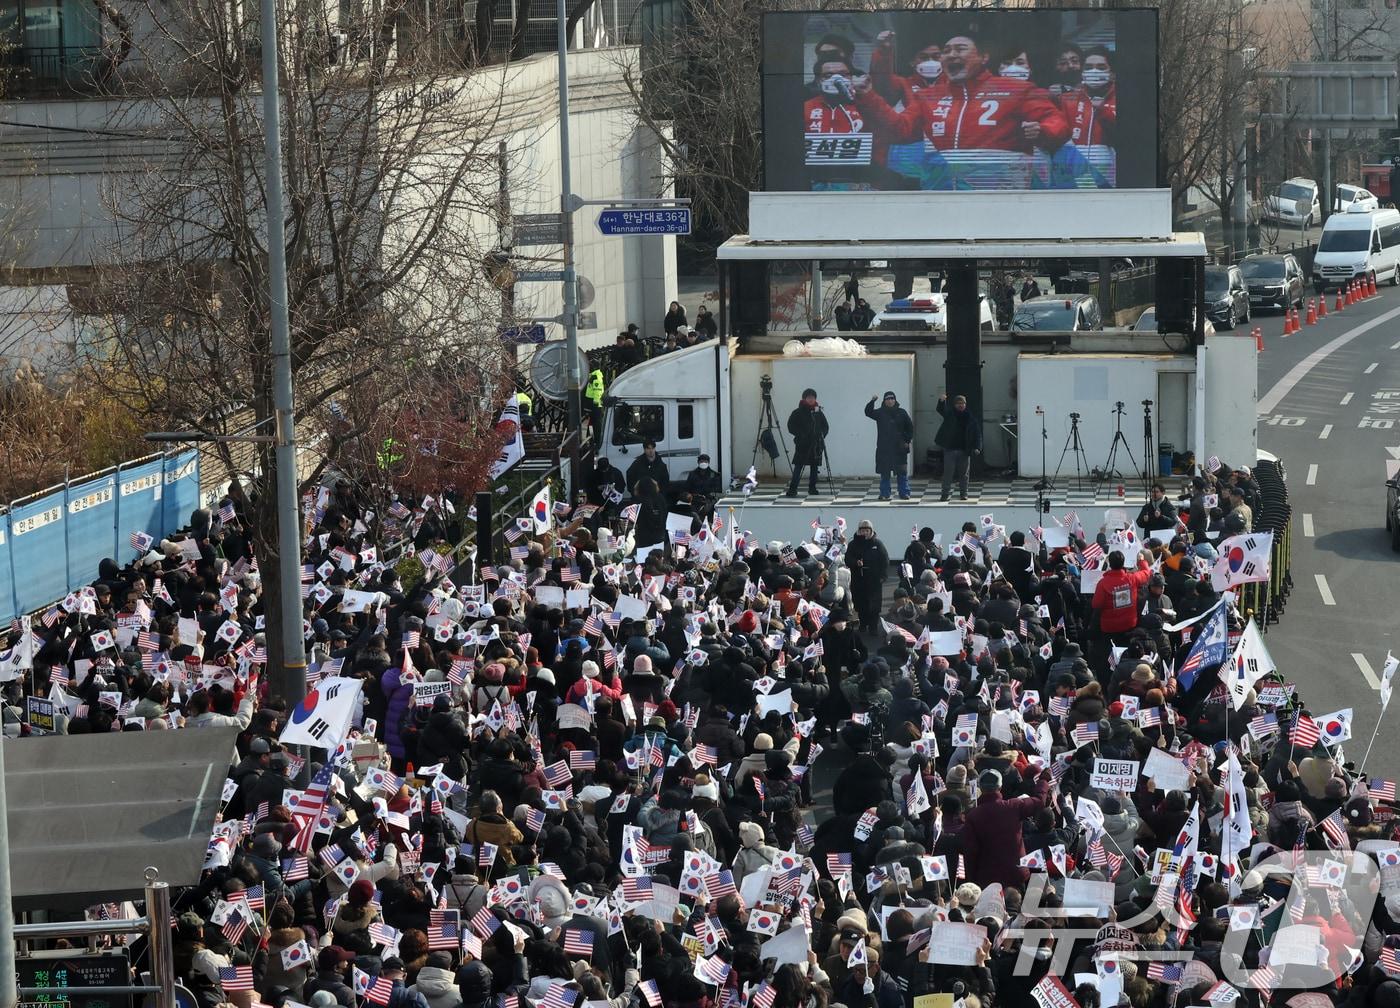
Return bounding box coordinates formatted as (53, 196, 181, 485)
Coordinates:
(1156, 257, 1199, 341)
(730, 261, 769, 337)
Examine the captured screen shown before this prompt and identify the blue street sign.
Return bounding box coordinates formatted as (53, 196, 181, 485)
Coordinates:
(498, 323, 547, 345)
(515, 270, 568, 282)
(596, 207, 691, 236)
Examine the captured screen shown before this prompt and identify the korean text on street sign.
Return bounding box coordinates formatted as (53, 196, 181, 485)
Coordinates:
(596, 208, 691, 236)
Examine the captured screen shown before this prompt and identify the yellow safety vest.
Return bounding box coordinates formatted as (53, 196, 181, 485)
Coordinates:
(516, 390, 533, 413)
(585, 369, 605, 406)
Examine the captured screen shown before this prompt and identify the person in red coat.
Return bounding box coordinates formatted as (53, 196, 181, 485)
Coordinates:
(1090, 549, 1152, 638)
(960, 766, 1050, 889)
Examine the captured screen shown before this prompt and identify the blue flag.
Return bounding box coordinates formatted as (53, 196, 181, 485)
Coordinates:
(1177, 600, 1229, 689)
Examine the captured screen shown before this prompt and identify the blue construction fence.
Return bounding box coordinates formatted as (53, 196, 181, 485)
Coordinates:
(0, 450, 200, 624)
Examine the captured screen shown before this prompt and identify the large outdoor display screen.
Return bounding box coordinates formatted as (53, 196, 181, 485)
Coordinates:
(761, 9, 1158, 192)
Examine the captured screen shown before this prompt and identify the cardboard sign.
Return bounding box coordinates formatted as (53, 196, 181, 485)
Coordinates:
(412, 681, 454, 705)
(1143, 749, 1191, 792)
(923, 921, 986, 965)
(1089, 758, 1140, 792)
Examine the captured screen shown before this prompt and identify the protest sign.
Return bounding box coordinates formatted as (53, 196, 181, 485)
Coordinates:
(25, 696, 55, 734)
(1143, 749, 1191, 792)
(1089, 758, 1139, 792)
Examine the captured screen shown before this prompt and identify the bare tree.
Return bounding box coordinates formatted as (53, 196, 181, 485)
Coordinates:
(76, 0, 518, 692)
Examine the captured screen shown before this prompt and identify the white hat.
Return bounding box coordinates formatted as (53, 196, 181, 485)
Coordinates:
(581, 660, 600, 679)
(535, 668, 555, 686)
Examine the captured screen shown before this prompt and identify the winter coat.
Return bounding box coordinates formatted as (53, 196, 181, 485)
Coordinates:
(382, 666, 414, 759)
(864, 401, 914, 471)
(415, 710, 469, 777)
(960, 775, 1050, 889)
(845, 535, 889, 593)
(787, 404, 830, 465)
(407, 967, 462, 1008)
(934, 399, 982, 452)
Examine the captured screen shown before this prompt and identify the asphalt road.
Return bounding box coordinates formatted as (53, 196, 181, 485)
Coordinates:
(1253, 281, 1400, 780)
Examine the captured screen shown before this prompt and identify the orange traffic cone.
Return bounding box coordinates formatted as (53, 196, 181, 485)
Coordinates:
(1254, 326, 1264, 351)
(1318, 293, 1328, 318)
(1336, 288, 1346, 312)
(1370, 274, 1378, 297)
(1282, 312, 1292, 336)
(1306, 298, 1317, 325)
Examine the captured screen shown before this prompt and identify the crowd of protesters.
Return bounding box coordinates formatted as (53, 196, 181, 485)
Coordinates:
(6, 454, 1400, 1008)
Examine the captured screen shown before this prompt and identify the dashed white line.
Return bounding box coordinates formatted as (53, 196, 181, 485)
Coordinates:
(1303, 513, 1314, 537)
(1306, 464, 1318, 485)
(1353, 652, 1382, 690)
(1366, 362, 1380, 374)
(1259, 305, 1400, 413)
(1340, 393, 1354, 405)
(1392, 340, 1400, 350)
(1316, 574, 1336, 606)
(1319, 424, 1333, 439)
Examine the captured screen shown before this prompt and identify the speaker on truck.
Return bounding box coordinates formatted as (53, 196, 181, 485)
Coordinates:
(1156, 257, 1203, 345)
(730, 261, 770, 337)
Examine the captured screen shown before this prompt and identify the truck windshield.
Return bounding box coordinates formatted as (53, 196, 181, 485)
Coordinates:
(1318, 228, 1370, 252)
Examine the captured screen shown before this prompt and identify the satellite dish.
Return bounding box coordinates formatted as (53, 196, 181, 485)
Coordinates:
(528, 341, 587, 401)
(576, 275, 595, 311)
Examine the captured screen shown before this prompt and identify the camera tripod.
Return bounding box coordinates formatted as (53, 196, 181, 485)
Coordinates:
(1141, 398, 1155, 502)
(750, 377, 790, 476)
(1099, 401, 1140, 487)
(1052, 411, 1090, 492)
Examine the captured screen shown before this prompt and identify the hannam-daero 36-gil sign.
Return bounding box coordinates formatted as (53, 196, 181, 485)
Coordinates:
(596, 208, 691, 236)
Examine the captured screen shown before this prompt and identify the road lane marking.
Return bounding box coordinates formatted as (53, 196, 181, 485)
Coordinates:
(1259, 303, 1400, 413)
(1366, 362, 1379, 374)
(1319, 424, 1333, 439)
(1393, 340, 1400, 350)
(1353, 652, 1381, 690)
(1303, 513, 1314, 537)
(1306, 464, 1318, 485)
(1316, 574, 1336, 605)
(1341, 393, 1354, 405)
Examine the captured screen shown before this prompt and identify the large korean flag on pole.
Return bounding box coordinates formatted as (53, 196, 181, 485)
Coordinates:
(281, 676, 363, 749)
(1210, 532, 1273, 591)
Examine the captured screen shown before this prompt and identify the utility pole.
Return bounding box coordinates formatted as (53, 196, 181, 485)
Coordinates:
(260, 0, 308, 708)
(556, 0, 584, 438)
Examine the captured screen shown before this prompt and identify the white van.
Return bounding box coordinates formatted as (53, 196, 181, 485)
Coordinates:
(1311, 206, 1400, 291)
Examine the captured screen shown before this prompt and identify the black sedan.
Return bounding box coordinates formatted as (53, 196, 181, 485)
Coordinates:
(1203, 265, 1250, 330)
(1239, 253, 1305, 312)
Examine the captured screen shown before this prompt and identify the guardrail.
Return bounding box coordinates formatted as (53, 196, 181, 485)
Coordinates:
(1235, 457, 1292, 631)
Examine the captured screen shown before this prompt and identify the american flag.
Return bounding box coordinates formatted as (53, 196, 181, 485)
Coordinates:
(1248, 713, 1278, 739)
(1145, 961, 1183, 983)
(218, 501, 237, 524)
(826, 852, 852, 877)
(694, 955, 731, 987)
(369, 923, 401, 948)
(582, 613, 604, 637)
(319, 843, 346, 869)
(427, 909, 459, 949)
(364, 976, 396, 1006)
(1206, 455, 1221, 472)
(691, 743, 719, 766)
(1320, 809, 1351, 850)
(281, 856, 309, 881)
(704, 870, 737, 900)
(218, 966, 254, 992)
(130, 530, 154, 553)
(563, 927, 594, 956)
(402, 631, 421, 650)
(1139, 706, 1162, 728)
(469, 905, 501, 938)
(1294, 818, 1310, 856)
(303, 763, 336, 815)
(1081, 541, 1105, 563)
(1381, 947, 1400, 976)
(568, 750, 597, 772)
(524, 807, 546, 834)
(542, 760, 573, 788)
(750, 983, 777, 1008)
(752, 777, 766, 803)
(538, 984, 579, 1008)
(637, 980, 662, 1008)
(621, 504, 640, 523)
(1291, 713, 1321, 748)
(1373, 777, 1398, 803)
(448, 659, 472, 686)
(620, 876, 654, 903)
(1049, 696, 1072, 717)
(137, 629, 158, 651)
(1071, 721, 1099, 747)
(221, 904, 249, 944)
(560, 566, 581, 585)
(240, 884, 265, 911)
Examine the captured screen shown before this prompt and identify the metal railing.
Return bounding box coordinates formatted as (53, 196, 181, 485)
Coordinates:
(8, 46, 105, 89)
(1236, 457, 1292, 632)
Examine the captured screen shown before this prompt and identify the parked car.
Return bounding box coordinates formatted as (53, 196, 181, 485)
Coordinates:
(1263, 178, 1321, 228)
(1335, 184, 1380, 214)
(872, 293, 995, 332)
(1130, 306, 1156, 331)
(1239, 253, 1305, 311)
(1203, 265, 1250, 330)
(1012, 294, 1103, 332)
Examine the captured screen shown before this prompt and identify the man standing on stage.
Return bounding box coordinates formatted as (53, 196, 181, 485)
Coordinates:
(865, 391, 915, 501)
(785, 388, 829, 497)
(935, 393, 981, 501)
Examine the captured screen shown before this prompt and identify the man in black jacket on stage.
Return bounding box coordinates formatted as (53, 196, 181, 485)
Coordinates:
(785, 388, 830, 497)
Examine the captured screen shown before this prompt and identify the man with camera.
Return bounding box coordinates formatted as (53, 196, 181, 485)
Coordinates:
(785, 388, 829, 497)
